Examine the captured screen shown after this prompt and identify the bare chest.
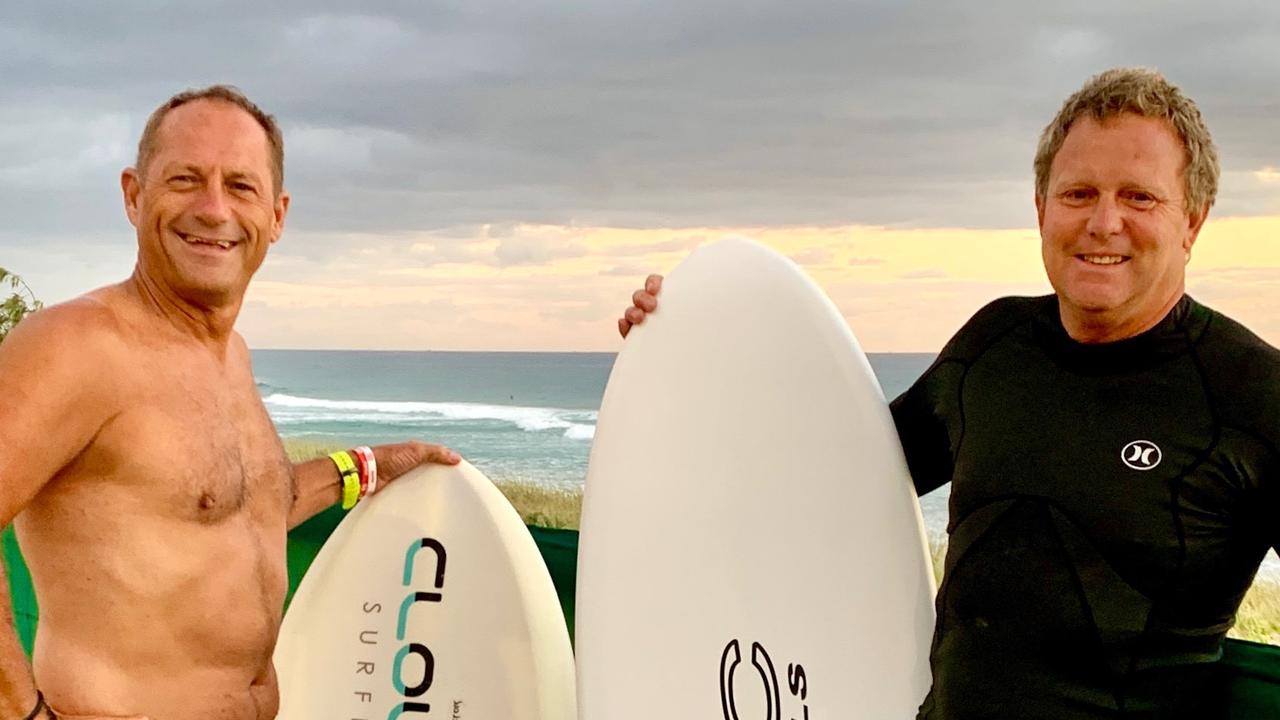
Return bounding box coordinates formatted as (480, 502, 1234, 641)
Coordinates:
(88, 360, 293, 525)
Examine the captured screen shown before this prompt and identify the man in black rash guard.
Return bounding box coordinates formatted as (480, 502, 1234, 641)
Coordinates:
(893, 293, 1279, 718)
(618, 67, 1279, 719)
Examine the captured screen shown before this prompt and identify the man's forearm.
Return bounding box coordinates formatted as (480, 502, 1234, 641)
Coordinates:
(286, 441, 460, 530)
(287, 457, 342, 530)
(0, 557, 41, 719)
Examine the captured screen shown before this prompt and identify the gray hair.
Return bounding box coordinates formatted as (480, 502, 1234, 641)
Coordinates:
(1034, 67, 1218, 214)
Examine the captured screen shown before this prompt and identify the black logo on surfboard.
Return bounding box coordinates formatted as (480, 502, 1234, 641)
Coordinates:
(719, 639, 809, 720)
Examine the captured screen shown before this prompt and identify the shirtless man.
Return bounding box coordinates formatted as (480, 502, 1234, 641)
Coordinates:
(0, 86, 460, 719)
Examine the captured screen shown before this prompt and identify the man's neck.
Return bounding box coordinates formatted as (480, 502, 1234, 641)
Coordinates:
(124, 270, 242, 350)
(1059, 291, 1185, 345)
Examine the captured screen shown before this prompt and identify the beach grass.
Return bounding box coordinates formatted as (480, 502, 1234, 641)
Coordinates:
(280, 438, 1280, 645)
(1232, 580, 1280, 645)
(491, 480, 584, 529)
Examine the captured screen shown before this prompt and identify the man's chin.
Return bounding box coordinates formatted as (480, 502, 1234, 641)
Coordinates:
(1059, 284, 1133, 314)
(170, 276, 248, 310)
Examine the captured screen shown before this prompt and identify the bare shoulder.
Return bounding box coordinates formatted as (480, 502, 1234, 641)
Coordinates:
(0, 291, 132, 519)
(0, 292, 128, 380)
(0, 288, 139, 426)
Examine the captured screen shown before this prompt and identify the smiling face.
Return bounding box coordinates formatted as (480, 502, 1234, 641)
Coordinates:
(122, 99, 289, 309)
(1036, 113, 1207, 342)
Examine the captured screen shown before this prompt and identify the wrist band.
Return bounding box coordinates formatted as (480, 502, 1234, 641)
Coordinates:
(24, 691, 47, 720)
(329, 450, 361, 510)
(352, 447, 369, 498)
(353, 446, 378, 497)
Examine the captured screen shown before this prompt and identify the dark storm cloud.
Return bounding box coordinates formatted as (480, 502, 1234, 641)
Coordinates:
(2, 1, 1278, 254)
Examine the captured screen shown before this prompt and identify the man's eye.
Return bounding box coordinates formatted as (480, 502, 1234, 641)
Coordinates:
(1062, 189, 1093, 202)
(1126, 191, 1157, 207)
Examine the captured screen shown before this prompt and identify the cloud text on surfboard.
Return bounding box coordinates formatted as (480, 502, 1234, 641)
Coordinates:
(350, 537, 451, 719)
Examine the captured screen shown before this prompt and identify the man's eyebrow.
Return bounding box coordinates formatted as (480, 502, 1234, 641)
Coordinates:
(224, 169, 264, 184)
(157, 162, 202, 176)
(156, 164, 264, 181)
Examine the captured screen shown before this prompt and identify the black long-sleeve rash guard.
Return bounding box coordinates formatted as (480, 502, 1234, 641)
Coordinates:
(891, 294, 1280, 720)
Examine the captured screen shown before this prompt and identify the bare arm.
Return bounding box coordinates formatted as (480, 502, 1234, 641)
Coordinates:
(286, 456, 342, 530)
(287, 441, 461, 530)
(0, 302, 118, 716)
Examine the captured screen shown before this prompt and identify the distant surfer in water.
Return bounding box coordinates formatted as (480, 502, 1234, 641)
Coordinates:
(0, 87, 461, 719)
(620, 67, 1278, 719)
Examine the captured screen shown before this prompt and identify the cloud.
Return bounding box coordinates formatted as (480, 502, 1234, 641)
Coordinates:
(1194, 266, 1280, 283)
(604, 236, 706, 257)
(790, 248, 834, 265)
(1189, 266, 1280, 302)
(898, 269, 949, 280)
(407, 239, 494, 266)
(848, 256, 887, 266)
(493, 236, 589, 267)
(5, 2, 1280, 350)
(5, 1, 1278, 254)
(599, 265, 651, 278)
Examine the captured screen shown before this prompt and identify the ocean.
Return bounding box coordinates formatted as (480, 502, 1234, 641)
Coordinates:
(252, 349, 1277, 576)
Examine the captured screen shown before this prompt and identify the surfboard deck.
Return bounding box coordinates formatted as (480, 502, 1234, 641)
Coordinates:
(575, 237, 937, 718)
(273, 460, 576, 720)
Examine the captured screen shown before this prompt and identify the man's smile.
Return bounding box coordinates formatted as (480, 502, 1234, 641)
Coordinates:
(176, 231, 240, 250)
(1076, 253, 1128, 266)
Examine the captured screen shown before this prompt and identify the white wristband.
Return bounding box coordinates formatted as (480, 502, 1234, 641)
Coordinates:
(354, 446, 378, 496)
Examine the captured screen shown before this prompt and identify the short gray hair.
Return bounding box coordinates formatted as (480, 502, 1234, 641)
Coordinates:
(137, 85, 284, 197)
(1034, 67, 1218, 214)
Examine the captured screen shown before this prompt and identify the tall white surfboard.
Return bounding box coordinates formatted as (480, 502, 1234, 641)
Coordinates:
(576, 237, 936, 719)
(274, 461, 576, 720)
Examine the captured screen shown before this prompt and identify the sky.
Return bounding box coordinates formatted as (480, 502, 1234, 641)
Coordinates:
(1, 2, 1278, 351)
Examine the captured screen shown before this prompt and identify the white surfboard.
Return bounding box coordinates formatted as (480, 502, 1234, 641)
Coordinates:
(576, 237, 936, 719)
(274, 461, 576, 720)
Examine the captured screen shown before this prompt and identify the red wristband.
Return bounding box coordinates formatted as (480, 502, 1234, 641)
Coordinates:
(352, 447, 369, 498)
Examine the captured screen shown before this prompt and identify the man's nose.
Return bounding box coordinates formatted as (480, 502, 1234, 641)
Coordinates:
(192, 182, 231, 226)
(1086, 194, 1123, 238)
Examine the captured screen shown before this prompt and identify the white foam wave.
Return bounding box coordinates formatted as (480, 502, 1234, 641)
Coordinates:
(564, 424, 596, 440)
(263, 393, 596, 440)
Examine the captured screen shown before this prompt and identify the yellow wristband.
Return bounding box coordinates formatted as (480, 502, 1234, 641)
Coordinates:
(329, 451, 361, 510)
(342, 472, 361, 510)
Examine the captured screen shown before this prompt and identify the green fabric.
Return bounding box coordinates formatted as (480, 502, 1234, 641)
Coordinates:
(527, 525, 579, 644)
(1223, 638, 1280, 717)
(1, 526, 36, 652)
(5, 520, 1276, 715)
